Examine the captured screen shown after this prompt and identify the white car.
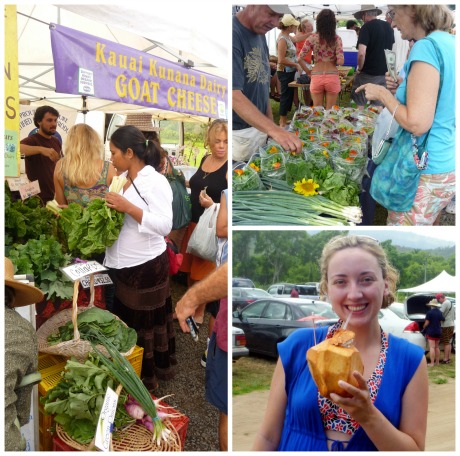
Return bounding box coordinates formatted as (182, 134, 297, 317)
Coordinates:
(379, 305, 426, 351)
(232, 326, 249, 360)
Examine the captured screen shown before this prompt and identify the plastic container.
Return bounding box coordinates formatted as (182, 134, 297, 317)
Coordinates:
(337, 28, 358, 49)
(344, 49, 358, 68)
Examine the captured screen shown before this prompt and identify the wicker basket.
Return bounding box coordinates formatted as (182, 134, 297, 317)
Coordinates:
(36, 277, 134, 361)
(56, 420, 182, 451)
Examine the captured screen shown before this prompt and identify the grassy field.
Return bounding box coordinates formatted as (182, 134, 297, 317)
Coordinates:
(233, 352, 455, 396)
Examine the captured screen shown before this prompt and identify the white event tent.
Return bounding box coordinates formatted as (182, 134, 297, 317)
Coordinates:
(16, 4, 228, 124)
(398, 270, 456, 293)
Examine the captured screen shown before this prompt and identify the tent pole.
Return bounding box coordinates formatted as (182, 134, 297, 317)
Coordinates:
(179, 122, 185, 147)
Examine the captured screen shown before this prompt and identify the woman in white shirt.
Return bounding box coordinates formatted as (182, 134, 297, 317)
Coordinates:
(105, 125, 175, 391)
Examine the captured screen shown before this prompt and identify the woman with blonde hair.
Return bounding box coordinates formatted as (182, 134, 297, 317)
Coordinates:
(179, 120, 228, 326)
(253, 235, 427, 451)
(276, 14, 310, 127)
(54, 123, 116, 207)
(356, 5, 455, 226)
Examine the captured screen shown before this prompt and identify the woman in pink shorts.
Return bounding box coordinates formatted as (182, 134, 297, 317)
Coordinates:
(300, 9, 344, 109)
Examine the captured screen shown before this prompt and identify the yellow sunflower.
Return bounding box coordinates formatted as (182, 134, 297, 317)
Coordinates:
(293, 178, 320, 197)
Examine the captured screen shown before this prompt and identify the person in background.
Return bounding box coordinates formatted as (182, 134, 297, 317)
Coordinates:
(20, 105, 62, 203)
(422, 299, 444, 367)
(385, 9, 409, 75)
(54, 123, 116, 207)
(356, 5, 455, 226)
(299, 9, 344, 110)
(233, 4, 304, 160)
(179, 120, 227, 332)
(290, 286, 299, 298)
(346, 19, 358, 32)
(292, 18, 314, 108)
(253, 235, 427, 451)
(351, 5, 395, 109)
(269, 55, 281, 101)
(175, 262, 228, 451)
(104, 125, 175, 391)
(276, 14, 310, 128)
(5, 257, 45, 451)
(437, 293, 454, 364)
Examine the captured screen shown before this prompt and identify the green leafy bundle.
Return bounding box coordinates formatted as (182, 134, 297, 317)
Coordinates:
(66, 198, 125, 258)
(47, 307, 137, 353)
(5, 189, 58, 247)
(40, 354, 135, 444)
(7, 235, 74, 300)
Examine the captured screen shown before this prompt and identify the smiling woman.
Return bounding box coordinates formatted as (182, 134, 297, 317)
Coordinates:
(252, 234, 429, 452)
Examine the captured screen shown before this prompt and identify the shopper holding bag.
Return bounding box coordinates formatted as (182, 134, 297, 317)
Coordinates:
(355, 5, 455, 226)
(179, 119, 228, 325)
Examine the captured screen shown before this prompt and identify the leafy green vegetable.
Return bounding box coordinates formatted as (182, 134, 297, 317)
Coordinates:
(7, 235, 74, 300)
(67, 198, 125, 258)
(47, 307, 137, 353)
(40, 354, 135, 444)
(5, 191, 58, 247)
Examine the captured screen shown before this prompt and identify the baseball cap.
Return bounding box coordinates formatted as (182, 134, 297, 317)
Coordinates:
(280, 14, 300, 27)
(268, 5, 294, 15)
(435, 293, 444, 300)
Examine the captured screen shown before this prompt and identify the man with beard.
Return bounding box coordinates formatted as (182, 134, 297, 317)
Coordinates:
(20, 106, 62, 203)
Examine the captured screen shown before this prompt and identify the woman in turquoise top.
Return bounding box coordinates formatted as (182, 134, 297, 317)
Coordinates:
(54, 123, 116, 207)
(253, 235, 428, 451)
(355, 5, 455, 226)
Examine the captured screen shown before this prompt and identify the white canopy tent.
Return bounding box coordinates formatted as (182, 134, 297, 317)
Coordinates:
(398, 270, 456, 293)
(16, 4, 228, 123)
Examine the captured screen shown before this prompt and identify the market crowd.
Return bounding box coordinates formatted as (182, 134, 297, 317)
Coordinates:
(232, 4, 455, 226)
(6, 107, 228, 450)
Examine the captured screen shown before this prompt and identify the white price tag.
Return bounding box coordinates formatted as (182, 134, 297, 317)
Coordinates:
(7, 175, 30, 191)
(61, 260, 107, 281)
(19, 180, 40, 200)
(80, 273, 113, 289)
(95, 386, 119, 452)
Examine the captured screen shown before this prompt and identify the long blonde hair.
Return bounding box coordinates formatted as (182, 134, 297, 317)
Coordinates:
(319, 235, 399, 308)
(60, 124, 104, 186)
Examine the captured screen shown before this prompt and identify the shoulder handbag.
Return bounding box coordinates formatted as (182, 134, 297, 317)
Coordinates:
(165, 156, 192, 230)
(186, 203, 220, 262)
(370, 36, 444, 212)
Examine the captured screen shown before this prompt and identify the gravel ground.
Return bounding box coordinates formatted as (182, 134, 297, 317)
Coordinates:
(155, 275, 220, 452)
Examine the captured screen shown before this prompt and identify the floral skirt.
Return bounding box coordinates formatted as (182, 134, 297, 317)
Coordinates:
(387, 171, 455, 226)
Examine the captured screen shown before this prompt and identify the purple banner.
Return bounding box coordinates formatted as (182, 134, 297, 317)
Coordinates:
(50, 23, 227, 119)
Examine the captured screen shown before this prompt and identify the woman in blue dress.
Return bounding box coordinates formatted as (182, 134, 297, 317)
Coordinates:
(253, 235, 428, 451)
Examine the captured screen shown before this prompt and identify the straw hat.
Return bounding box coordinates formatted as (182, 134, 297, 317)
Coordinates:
(117, 113, 160, 132)
(426, 299, 441, 308)
(354, 5, 383, 20)
(4, 257, 44, 307)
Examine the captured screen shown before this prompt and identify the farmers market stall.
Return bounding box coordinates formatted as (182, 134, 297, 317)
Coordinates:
(232, 105, 379, 226)
(5, 185, 189, 451)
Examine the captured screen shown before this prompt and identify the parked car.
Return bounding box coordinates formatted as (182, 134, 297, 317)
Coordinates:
(232, 287, 271, 311)
(404, 293, 455, 353)
(232, 298, 338, 358)
(267, 283, 320, 299)
(232, 277, 255, 288)
(232, 326, 249, 360)
(381, 305, 426, 351)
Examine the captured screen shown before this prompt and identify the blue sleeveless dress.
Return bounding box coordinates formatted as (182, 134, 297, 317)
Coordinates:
(277, 327, 424, 451)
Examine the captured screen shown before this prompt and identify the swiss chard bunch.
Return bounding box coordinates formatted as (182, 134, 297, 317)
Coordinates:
(7, 234, 74, 300)
(5, 192, 58, 247)
(47, 307, 137, 353)
(67, 198, 125, 258)
(40, 354, 135, 444)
